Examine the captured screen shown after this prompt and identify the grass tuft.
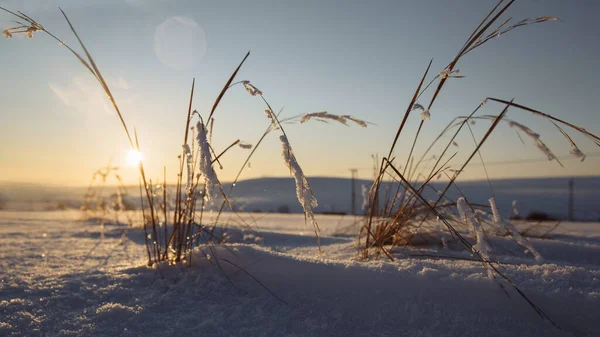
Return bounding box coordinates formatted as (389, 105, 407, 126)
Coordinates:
(357, 0, 599, 328)
(0, 6, 367, 267)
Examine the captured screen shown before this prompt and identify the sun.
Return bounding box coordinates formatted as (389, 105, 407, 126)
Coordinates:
(126, 149, 143, 166)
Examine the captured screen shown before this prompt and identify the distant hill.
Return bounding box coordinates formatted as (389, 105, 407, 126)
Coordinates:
(1, 176, 599, 221)
(222, 176, 600, 221)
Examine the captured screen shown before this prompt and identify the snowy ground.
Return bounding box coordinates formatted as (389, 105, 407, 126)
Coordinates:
(1, 210, 599, 336)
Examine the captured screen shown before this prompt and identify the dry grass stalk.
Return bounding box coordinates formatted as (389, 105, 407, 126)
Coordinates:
(81, 162, 133, 227)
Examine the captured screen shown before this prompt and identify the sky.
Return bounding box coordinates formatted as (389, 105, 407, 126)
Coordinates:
(0, 0, 599, 186)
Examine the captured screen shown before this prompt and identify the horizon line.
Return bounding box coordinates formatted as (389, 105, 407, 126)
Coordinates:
(2, 174, 600, 188)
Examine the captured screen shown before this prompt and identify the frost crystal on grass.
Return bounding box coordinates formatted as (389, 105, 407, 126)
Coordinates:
(360, 184, 369, 211)
(182, 144, 193, 192)
(299, 111, 368, 127)
(264, 109, 280, 130)
(512, 200, 520, 217)
(489, 197, 543, 262)
(489, 197, 503, 231)
(279, 135, 321, 241)
(241, 80, 262, 96)
(238, 142, 252, 149)
(196, 121, 220, 200)
(439, 68, 464, 79)
(280, 135, 318, 212)
(457, 197, 492, 260)
(570, 146, 586, 162)
(508, 120, 558, 161)
(300, 111, 347, 125)
(535, 141, 557, 161)
(439, 68, 452, 79)
(412, 103, 432, 120)
(412, 103, 425, 111)
(439, 68, 463, 79)
(342, 115, 368, 127)
(2, 24, 40, 39)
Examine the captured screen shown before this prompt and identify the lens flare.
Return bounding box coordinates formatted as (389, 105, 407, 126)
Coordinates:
(154, 16, 207, 70)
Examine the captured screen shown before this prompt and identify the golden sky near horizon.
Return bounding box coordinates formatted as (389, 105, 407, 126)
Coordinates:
(1, 0, 599, 187)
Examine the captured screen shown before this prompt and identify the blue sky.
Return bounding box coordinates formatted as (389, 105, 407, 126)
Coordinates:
(0, 0, 599, 186)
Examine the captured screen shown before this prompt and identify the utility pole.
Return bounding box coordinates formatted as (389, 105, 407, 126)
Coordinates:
(350, 169, 358, 215)
(568, 178, 574, 221)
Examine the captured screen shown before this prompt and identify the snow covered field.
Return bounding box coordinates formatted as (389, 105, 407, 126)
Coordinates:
(1, 210, 599, 336)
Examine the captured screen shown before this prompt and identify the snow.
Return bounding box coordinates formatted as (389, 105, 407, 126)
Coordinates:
(1, 210, 599, 336)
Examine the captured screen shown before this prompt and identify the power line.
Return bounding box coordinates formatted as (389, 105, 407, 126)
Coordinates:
(330, 152, 600, 175)
(469, 152, 600, 166)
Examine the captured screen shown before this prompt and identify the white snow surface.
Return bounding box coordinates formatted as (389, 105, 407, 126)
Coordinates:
(1, 210, 599, 336)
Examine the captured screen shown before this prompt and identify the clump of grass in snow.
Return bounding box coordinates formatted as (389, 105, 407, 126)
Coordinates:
(359, 0, 599, 327)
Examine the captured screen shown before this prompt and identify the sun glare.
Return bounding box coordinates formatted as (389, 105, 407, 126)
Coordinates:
(126, 149, 143, 166)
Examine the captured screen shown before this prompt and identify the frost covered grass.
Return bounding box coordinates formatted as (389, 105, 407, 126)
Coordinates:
(0, 6, 368, 266)
(358, 0, 600, 327)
